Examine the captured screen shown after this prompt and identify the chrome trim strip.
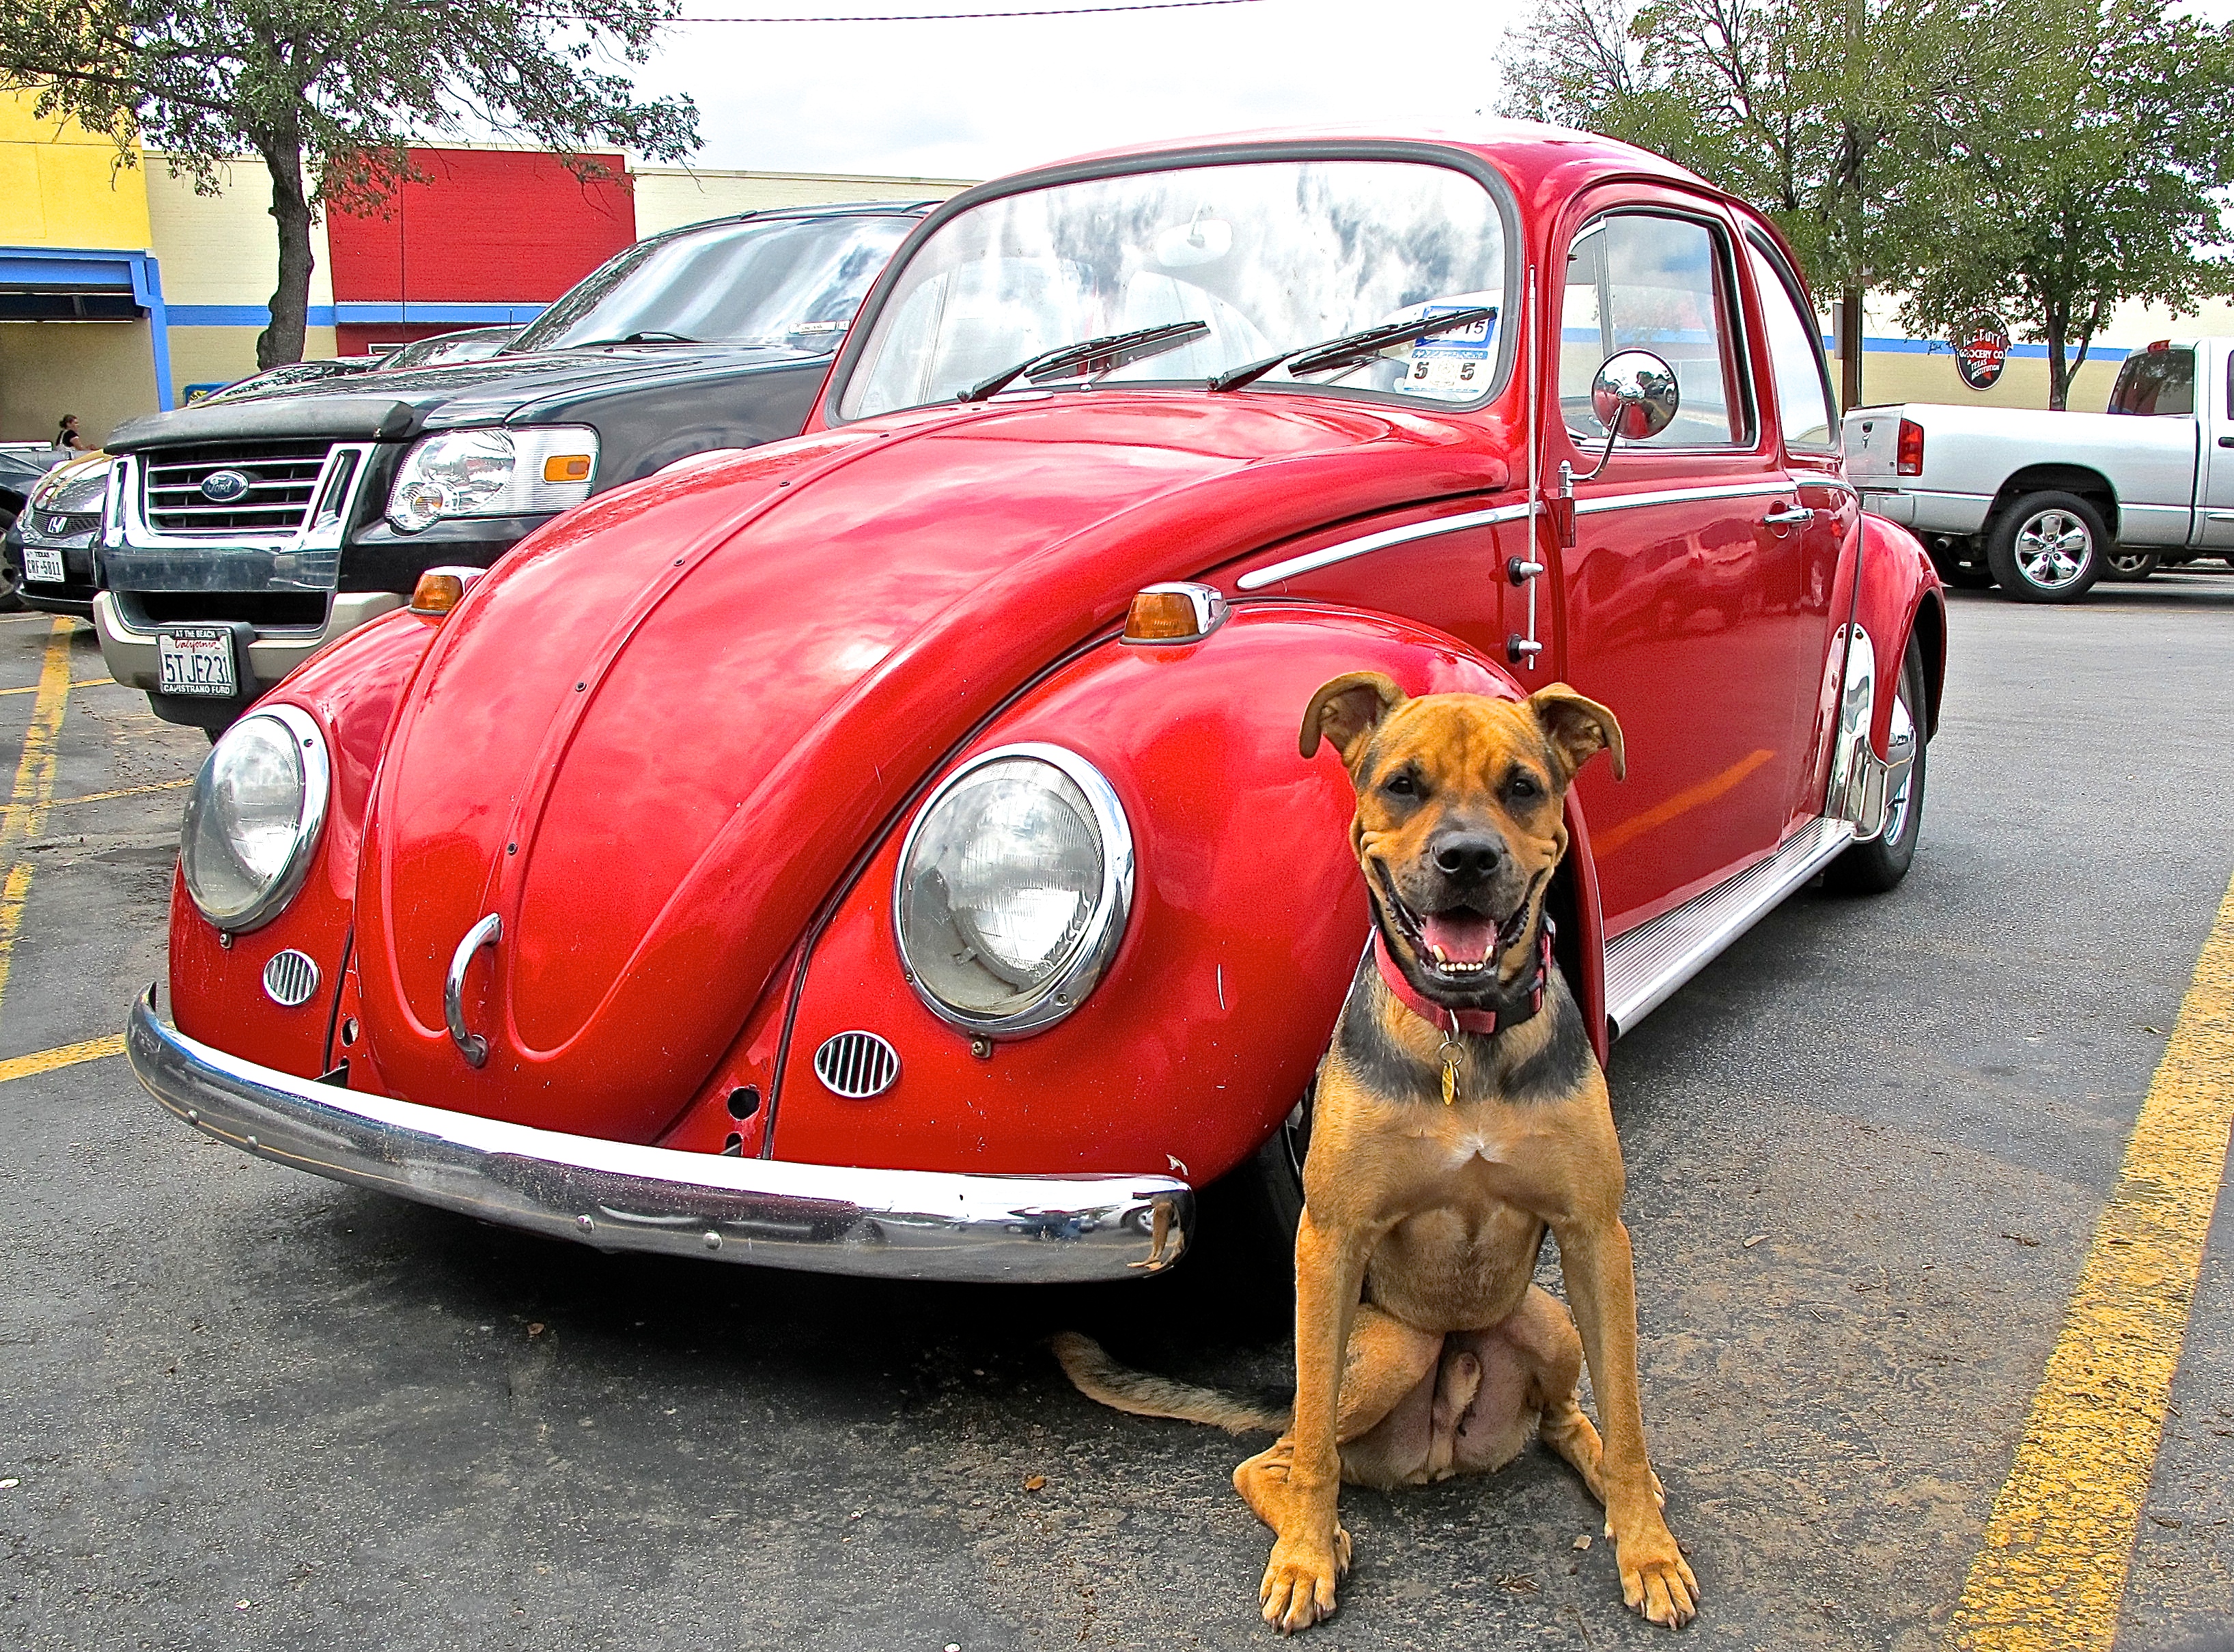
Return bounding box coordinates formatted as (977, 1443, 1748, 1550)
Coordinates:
(127, 988, 1192, 1283)
(1572, 480, 1800, 516)
(1602, 815, 1856, 1038)
(1235, 504, 1527, 590)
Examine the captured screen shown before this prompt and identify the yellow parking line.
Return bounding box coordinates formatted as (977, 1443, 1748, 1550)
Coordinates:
(1951, 871, 2234, 1651)
(52, 778, 190, 807)
(0, 1033, 125, 1083)
(0, 677, 111, 697)
(0, 621, 76, 1012)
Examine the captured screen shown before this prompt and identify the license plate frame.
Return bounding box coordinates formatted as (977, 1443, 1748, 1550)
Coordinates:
(158, 627, 238, 699)
(23, 546, 64, 585)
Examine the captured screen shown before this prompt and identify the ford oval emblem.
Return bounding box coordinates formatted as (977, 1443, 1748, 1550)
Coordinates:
(199, 468, 251, 503)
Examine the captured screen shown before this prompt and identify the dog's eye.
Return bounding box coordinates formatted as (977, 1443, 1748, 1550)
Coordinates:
(1507, 774, 1541, 802)
(1384, 772, 1418, 798)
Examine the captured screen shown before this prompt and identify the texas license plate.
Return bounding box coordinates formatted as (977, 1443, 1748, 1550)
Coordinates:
(23, 547, 63, 585)
(158, 628, 237, 697)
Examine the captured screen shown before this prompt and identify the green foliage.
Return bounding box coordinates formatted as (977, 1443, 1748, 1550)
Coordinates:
(1501, 0, 2234, 410)
(1, 1, 699, 367)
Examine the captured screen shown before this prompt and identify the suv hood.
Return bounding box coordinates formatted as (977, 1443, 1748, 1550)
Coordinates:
(106, 343, 831, 449)
(350, 393, 1507, 1137)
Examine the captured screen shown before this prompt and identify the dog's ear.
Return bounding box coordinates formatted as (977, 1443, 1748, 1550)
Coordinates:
(1529, 684, 1626, 783)
(1300, 671, 1406, 767)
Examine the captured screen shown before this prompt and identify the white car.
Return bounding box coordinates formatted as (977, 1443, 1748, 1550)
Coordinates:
(1843, 337, 2234, 600)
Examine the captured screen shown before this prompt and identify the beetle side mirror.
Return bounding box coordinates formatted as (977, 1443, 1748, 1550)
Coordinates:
(1550, 350, 1681, 546)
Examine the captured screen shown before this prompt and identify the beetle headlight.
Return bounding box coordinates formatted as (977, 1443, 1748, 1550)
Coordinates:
(893, 744, 1134, 1036)
(386, 425, 598, 532)
(180, 704, 329, 932)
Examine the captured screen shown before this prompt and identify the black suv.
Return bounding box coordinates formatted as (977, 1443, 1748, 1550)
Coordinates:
(94, 201, 930, 731)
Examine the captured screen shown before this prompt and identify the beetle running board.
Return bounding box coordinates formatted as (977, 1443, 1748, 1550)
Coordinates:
(1601, 815, 1856, 1040)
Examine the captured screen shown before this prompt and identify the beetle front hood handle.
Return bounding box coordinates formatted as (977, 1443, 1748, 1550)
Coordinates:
(445, 914, 502, 1067)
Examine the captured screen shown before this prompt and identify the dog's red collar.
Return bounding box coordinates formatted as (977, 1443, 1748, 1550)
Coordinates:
(1373, 918, 1554, 1039)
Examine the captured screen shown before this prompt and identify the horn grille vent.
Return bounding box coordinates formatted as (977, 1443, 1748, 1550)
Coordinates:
(813, 1031, 899, 1099)
(262, 949, 320, 1007)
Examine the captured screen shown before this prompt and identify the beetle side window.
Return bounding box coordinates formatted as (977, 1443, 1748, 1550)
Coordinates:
(2107, 347, 2194, 416)
(1744, 240, 1838, 450)
(1560, 213, 1746, 447)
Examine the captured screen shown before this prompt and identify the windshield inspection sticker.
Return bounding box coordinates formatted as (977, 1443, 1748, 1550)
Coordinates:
(1405, 305, 1498, 397)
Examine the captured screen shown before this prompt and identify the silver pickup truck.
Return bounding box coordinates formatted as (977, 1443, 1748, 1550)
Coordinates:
(1843, 337, 2234, 601)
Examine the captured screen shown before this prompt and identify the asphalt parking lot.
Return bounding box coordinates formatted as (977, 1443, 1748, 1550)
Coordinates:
(1, 574, 2231, 1652)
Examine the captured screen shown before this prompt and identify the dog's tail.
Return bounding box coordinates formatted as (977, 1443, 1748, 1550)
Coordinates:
(1050, 1332, 1291, 1435)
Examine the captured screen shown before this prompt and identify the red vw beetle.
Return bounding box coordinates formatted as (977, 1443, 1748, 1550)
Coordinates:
(130, 125, 1942, 1283)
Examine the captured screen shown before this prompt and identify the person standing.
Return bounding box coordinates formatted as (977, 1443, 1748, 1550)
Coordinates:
(53, 414, 82, 451)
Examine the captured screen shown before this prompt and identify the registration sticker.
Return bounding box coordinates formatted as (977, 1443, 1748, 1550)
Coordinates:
(23, 547, 64, 585)
(1405, 305, 1498, 399)
(158, 628, 238, 698)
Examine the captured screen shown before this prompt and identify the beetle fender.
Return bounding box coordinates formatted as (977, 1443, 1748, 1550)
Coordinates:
(757, 602, 1602, 1186)
(167, 608, 438, 1075)
(1854, 512, 1946, 749)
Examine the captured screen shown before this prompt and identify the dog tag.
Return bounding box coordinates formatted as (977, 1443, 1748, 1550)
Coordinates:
(1440, 1040, 1462, 1107)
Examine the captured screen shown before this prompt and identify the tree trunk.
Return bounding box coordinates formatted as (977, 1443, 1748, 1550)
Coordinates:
(256, 129, 315, 370)
(1839, 288, 1865, 411)
(2043, 305, 2068, 412)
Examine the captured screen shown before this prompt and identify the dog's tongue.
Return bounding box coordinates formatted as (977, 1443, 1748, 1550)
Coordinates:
(1422, 910, 1498, 964)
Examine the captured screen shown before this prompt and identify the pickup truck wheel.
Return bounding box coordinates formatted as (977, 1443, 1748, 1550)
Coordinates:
(1212, 1085, 1309, 1275)
(2104, 548, 2160, 582)
(1928, 548, 1995, 591)
(1825, 637, 1927, 895)
(1986, 491, 2106, 602)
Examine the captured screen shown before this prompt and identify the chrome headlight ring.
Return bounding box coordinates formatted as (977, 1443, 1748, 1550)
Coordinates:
(180, 702, 330, 934)
(892, 742, 1135, 1039)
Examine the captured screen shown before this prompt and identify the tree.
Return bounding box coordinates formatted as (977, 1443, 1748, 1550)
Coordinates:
(1501, 0, 1987, 408)
(1, 1, 699, 369)
(1884, 0, 2234, 409)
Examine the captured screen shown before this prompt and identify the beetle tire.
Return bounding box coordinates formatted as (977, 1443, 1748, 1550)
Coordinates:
(2104, 548, 2160, 582)
(1825, 637, 1927, 895)
(1985, 490, 2107, 602)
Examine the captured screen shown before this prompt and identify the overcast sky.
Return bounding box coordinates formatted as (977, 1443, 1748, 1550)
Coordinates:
(628, 0, 1522, 182)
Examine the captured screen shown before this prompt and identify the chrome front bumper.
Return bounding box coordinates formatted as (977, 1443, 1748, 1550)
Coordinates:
(96, 590, 406, 695)
(126, 990, 1191, 1283)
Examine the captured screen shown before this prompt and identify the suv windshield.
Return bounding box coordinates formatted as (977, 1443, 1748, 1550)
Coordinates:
(2107, 346, 2194, 416)
(837, 158, 1509, 419)
(511, 214, 917, 354)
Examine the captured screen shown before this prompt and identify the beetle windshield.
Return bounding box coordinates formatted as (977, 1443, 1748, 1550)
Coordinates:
(837, 158, 1509, 417)
(511, 214, 917, 354)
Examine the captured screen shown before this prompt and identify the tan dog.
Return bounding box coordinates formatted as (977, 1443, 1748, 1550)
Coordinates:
(1057, 675, 1695, 1634)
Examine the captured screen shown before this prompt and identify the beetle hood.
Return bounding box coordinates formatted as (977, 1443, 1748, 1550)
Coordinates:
(350, 393, 1504, 1138)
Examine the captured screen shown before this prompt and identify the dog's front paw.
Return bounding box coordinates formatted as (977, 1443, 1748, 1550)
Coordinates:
(1615, 1519, 1698, 1629)
(1259, 1535, 1344, 1635)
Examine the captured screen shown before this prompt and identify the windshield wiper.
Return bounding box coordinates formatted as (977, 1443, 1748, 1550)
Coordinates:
(1209, 307, 1498, 393)
(958, 320, 1210, 403)
(571, 330, 700, 347)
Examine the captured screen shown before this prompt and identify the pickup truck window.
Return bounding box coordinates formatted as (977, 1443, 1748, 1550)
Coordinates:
(1560, 212, 1744, 447)
(2107, 346, 2194, 417)
(1744, 240, 1837, 451)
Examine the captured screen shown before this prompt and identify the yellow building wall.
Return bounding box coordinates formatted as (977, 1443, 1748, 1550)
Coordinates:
(0, 320, 157, 445)
(0, 89, 151, 250)
(145, 157, 336, 396)
(1842, 350, 2125, 415)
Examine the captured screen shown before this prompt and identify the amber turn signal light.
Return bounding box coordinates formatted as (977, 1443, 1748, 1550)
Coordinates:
(1123, 582, 1229, 645)
(543, 453, 594, 484)
(410, 565, 488, 619)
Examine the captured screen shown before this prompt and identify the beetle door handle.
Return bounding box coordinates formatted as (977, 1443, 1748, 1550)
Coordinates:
(445, 912, 501, 1067)
(1762, 503, 1816, 526)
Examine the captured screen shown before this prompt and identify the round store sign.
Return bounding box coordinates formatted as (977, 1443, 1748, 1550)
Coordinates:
(1953, 317, 2010, 391)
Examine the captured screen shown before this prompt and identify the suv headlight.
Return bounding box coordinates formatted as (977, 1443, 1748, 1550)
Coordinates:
(181, 704, 329, 933)
(386, 425, 598, 532)
(893, 743, 1134, 1037)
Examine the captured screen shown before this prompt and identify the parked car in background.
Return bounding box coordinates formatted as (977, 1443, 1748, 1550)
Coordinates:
(375, 326, 521, 370)
(4, 451, 112, 618)
(130, 125, 1941, 1289)
(0, 443, 69, 529)
(1844, 337, 2234, 601)
(96, 201, 933, 731)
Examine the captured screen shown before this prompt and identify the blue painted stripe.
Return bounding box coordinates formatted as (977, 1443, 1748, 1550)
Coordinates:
(169, 304, 338, 328)
(167, 301, 550, 328)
